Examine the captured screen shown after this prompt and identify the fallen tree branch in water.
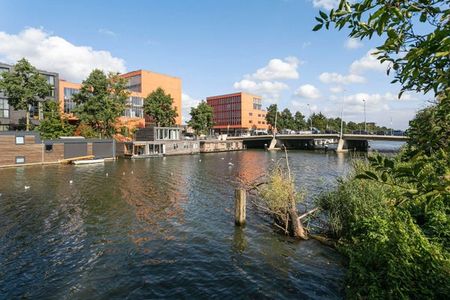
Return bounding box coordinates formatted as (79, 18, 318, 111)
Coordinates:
(298, 207, 320, 220)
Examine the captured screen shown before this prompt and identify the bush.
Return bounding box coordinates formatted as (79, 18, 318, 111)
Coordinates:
(318, 157, 450, 299)
(343, 211, 449, 299)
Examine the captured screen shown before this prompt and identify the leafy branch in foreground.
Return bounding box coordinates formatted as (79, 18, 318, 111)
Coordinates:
(315, 0, 450, 99)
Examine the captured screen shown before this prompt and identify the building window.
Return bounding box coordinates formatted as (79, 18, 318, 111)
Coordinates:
(0, 99, 9, 118)
(126, 75, 142, 92)
(64, 88, 79, 113)
(15, 156, 25, 164)
(249, 112, 253, 116)
(45, 75, 56, 98)
(249, 120, 252, 123)
(123, 96, 144, 118)
(253, 98, 262, 110)
(16, 136, 25, 144)
(0, 125, 9, 131)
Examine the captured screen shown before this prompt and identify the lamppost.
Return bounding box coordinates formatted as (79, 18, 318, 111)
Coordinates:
(390, 116, 393, 136)
(363, 99, 367, 132)
(307, 103, 313, 131)
(340, 92, 345, 138)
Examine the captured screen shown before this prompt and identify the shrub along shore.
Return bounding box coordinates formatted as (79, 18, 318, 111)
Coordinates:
(317, 100, 449, 299)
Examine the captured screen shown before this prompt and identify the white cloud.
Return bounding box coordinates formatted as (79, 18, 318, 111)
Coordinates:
(98, 28, 117, 37)
(294, 84, 321, 99)
(0, 27, 127, 82)
(330, 92, 418, 114)
(312, 0, 339, 10)
(350, 49, 389, 74)
(245, 56, 300, 81)
(319, 72, 366, 84)
(182, 93, 201, 124)
(330, 86, 344, 93)
(344, 38, 363, 49)
(233, 79, 288, 103)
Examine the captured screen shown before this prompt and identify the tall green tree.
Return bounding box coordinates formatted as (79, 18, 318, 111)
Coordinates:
(293, 111, 306, 131)
(265, 104, 278, 130)
(144, 87, 178, 127)
(187, 100, 214, 135)
(72, 69, 129, 138)
(279, 108, 295, 130)
(37, 101, 74, 139)
(308, 112, 327, 130)
(0, 58, 51, 131)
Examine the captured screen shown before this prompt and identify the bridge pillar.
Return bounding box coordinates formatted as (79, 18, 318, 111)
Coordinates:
(336, 138, 347, 153)
(268, 137, 278, 150)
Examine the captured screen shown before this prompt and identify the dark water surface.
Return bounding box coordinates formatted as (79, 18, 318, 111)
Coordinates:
(0, 149, 375, 299)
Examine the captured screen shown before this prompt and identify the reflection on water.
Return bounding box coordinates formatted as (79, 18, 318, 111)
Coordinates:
(0, 150, 354, 299)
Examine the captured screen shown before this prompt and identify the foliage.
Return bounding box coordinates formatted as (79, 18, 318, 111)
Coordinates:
(343, 211, 449, 299)
(315, 0, 450, 99)
(317, 157, 450, 299)
(405, 99, 450, 157)
(293, 111, 306, 131)
(260, 164, 303, 214)
(265, 104, 278, 129)
(72, 69, 129, 138)
(0, 58, 51, 130)
(75, 122, 98, 138)
(313, 1, 450, 297)
(144, 87, 178, 127)
(37, 101, 74, 139)
(278, 108, 295, 130)
(188, 100, 214, 135)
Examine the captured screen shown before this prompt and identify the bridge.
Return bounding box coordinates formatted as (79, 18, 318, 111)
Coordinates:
(227, 134, 408, 152)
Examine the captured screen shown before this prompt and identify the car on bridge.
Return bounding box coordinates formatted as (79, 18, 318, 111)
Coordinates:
(252, 130, 269, 136)
(392, 130, 405, 136)
(281, 129, 296, 134)
(352, 130, 368, 135)
(324, 129, 338, 134)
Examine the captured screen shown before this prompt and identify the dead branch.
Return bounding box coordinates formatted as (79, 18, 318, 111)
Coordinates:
(298, 207, 320, 220)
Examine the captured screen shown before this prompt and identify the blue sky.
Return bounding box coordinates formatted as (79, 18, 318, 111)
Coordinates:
(0, 0, 430, 129)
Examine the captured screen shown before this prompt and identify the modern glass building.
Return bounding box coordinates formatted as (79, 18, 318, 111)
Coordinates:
(206, 92, 268, 135)
(0, 62, 59, 131)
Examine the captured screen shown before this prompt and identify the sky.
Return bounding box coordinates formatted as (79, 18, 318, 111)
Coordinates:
(0, 0, 432, 129)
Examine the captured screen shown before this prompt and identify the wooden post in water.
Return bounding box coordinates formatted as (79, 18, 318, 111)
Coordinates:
(234, 189, 246, 226)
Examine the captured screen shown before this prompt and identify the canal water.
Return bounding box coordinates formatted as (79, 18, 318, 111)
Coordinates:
(0, 144, 402, 299)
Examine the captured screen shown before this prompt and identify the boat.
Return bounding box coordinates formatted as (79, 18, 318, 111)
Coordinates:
(72, 158, 105, 165)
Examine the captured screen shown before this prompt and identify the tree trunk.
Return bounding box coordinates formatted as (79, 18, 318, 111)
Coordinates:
(289, 196, 308, 239)
(289, 208, 308, 239)
(26, 110, 30, 131)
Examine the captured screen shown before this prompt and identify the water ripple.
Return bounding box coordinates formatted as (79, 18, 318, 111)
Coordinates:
(0, 150, 350, 299)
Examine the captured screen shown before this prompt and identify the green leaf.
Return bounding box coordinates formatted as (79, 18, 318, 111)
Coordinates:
(381, 171, 388, 182)
(312, 24, 323, 31)
(319, 10, 328, 20)
(361, 171, 379, 181)
(420, 12, 427, 22)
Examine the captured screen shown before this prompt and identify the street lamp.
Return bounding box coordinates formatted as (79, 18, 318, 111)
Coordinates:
(307, 103, 313, 131)
(340, 102, 344, 137)
(390, 116, 393, 136)
(363, 99, 367, 132)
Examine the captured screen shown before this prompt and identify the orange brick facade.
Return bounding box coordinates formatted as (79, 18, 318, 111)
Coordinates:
(58, 69, 182, 131)
(206, 92, 268, 134)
